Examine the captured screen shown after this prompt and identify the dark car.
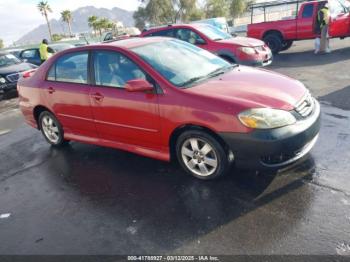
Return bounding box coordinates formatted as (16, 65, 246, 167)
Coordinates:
(18, 38, 320, 180)
(6, 49, 23, 58)
(0, 51, 37, 99)
(0, 52, 37, 98)
(19, 43, 75, 65)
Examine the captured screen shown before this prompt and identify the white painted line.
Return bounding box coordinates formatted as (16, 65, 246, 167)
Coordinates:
(0, 213, 11, 219)
(0, 129, 11, 136)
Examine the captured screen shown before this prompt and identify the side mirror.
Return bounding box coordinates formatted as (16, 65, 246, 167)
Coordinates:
(125, 79, 154, 92)
(195, 39, 206, 45)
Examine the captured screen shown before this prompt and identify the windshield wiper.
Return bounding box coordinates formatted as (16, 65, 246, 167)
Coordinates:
(179, 65, 237, 88)
(213, 38, 223, 41)
(208, 64, 237, 77)
(179, 76, 208, 87)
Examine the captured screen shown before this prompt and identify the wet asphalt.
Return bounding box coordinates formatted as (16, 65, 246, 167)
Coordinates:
(0, 39, 350, 256)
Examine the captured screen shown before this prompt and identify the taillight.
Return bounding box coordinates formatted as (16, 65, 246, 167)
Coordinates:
(22, 69, 36, 78)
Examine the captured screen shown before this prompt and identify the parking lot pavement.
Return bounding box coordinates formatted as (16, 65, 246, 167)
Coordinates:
(270, 38, 350, 99)
(0, 39, 350, 256)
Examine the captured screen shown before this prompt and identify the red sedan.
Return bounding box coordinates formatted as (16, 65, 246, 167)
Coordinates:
(141, 24, 273, 67)
(18, 37, 320, 180)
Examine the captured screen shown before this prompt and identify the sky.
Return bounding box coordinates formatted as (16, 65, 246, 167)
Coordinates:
(0, 0, 140, 46)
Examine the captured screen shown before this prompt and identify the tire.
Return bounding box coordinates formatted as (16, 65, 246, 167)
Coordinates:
(281, 40, 293, 51)
(263, 33, 283, 54)
(220, 55, 236, 64)
(176, 130, 229, 180)
(38, 111, 68, 147)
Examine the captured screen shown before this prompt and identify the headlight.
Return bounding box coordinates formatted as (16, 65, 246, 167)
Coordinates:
(238, 108, 296, 129)
(239, 47, 256, 55)
(0, 77, 6, 84)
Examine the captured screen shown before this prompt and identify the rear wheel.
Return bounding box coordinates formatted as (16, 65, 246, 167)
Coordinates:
(281, 40, 293, 51)
(263, 33, 283, 54)
(176, 130, 229, 180)
(39, 111, 68, 147)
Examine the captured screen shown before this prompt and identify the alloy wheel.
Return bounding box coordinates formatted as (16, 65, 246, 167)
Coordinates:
(41, 115, 60, 144)
(181, 138, 218, 177)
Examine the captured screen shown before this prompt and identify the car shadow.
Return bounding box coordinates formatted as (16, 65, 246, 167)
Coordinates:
(270, 46, 350, 68)
(43, 142, 316, 253)
(318, 85, 350, 111)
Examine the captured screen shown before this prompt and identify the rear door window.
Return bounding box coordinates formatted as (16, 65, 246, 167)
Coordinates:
(47, 65, 55, 81)
(302, 4, 314, 18)
(21, 49, 39, 59)
(147, 29, 174, 37)
(174, 29, 205, 45)
(49, 52, 89, 84)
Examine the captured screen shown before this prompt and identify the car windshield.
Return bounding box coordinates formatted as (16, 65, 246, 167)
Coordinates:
(337, 0, 350, 11)
(195, 24, 232, 41)
(329, 0, 350, 15)
(0, 53, 22, 67)
(131, 39, 234, 88)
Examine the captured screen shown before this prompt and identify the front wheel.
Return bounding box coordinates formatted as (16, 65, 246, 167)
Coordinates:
(39, 111, 68, 147)
(220, 55, 236, 64)
(176, 130, 229, 180)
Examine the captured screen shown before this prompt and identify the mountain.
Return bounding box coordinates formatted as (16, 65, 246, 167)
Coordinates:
(16, 6, 134, 45)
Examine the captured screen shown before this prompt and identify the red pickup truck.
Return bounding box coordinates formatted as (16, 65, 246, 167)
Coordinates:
(247, 0, 350, 53)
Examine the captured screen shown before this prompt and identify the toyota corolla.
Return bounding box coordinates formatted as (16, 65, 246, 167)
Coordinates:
(18, 38, 320, 180)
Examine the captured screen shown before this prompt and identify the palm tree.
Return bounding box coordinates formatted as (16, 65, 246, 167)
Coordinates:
(61, 10, 73, 37)
(100, 18, 110, 31)
(37, 1, 53, 41)
(94, 18, 109, 36)
(88, 15, 98, 36)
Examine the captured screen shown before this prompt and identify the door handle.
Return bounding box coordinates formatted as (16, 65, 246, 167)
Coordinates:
(48, 87, 55, 94)
(92, 92, 104, 102)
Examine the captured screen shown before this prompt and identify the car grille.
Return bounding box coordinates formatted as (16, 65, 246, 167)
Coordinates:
(6, 72, 21, 83)
(295, 92, 315, 118)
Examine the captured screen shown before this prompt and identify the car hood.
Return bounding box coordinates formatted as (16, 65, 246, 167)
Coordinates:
(0, 62, 36, 76)
(187, 66, 306, 111)
(217, 36, 265, 47)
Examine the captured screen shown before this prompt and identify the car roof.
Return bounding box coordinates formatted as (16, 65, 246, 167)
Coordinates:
(43, 37, 173, 58)
(143, 23, 205, 34)
(21, 48, 39, 51)
(6, 49, 22, 52)
(97, 37, 171, 49)
(20, 43, 74, 51)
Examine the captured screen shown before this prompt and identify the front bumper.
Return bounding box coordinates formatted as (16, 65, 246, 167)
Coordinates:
(0, 82, 17, 93)
(219, 100, 321, 170)
(237, 48, 273, 67)
(239, 55, 273, 67)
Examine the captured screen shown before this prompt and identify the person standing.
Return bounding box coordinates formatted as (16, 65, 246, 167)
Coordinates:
(317, 3, 331, 54)
(39, 39, 50, 64)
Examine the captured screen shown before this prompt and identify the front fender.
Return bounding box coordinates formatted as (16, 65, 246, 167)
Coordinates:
(214, 49, 238, 62)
